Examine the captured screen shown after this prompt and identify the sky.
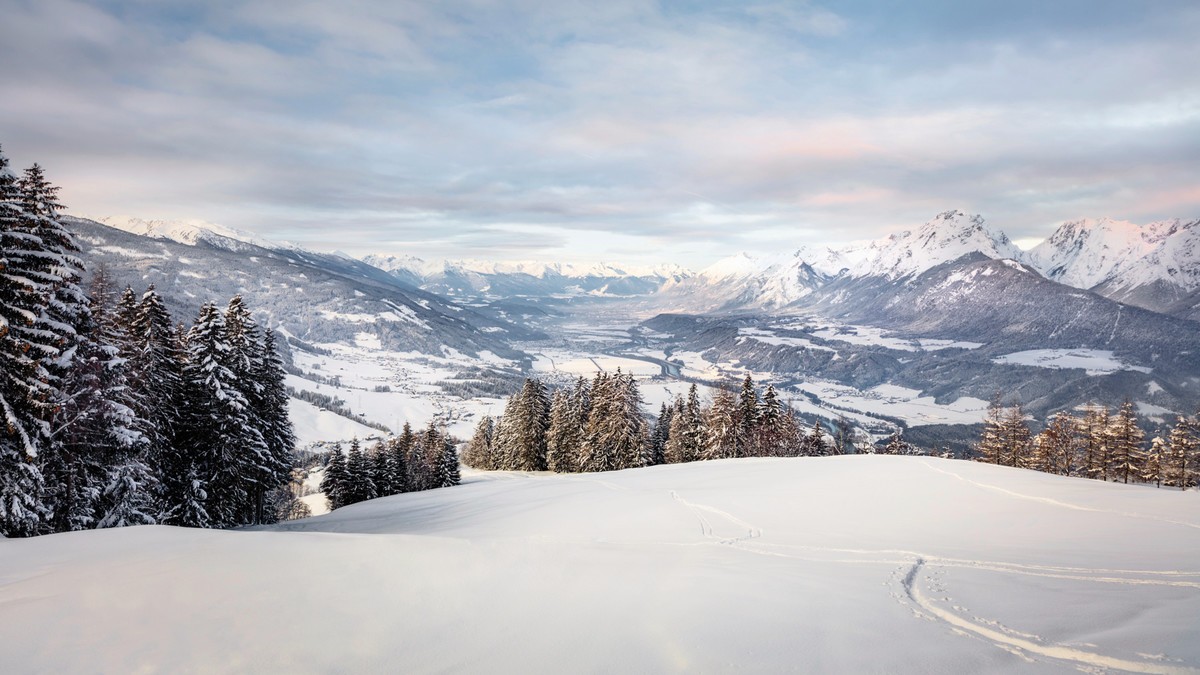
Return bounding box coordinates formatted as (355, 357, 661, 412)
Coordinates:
(1, 1, 1198, 267)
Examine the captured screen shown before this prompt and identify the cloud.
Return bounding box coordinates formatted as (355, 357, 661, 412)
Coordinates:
(0, 0, 1196, 267)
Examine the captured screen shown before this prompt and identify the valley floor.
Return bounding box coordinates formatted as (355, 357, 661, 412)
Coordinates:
(2, 456, 1198, 673)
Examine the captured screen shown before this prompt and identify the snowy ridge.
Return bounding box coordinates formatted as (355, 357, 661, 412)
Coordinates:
(85, 215, 285, 251)
(1027, 217, 1200, 308)
(364, 254, 692, 282)
(844, 210, 1022, 280)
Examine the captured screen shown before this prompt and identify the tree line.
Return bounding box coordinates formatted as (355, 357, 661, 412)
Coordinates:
(976, 399, 1200, 489)
(461, 372, 858, 474)
(319, 422, 460, 509)
(1, 147, 297, 537)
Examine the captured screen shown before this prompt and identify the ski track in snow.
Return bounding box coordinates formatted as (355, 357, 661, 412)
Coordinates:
(668, 486, 1200, 673)
(918, 459, 1200, 532)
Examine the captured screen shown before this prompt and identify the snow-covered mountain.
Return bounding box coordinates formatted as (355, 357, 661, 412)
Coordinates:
(85, 215, 285, 252)
(65, 216, 536, 359)
(659, 211, 1023, 312)
(363, 254, 693, 299)
(1026, 217, 1200, 314)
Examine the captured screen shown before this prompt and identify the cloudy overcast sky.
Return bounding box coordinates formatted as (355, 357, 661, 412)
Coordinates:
(2, 1, 1197, 266)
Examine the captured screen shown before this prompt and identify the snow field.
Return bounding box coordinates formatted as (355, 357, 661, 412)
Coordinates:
(2, 457, 1197, 673)
(993, 349, 1152, 375)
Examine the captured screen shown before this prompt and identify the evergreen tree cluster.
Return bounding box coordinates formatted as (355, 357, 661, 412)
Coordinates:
(320, 422, 460, 510)
(0, 147, 297, 536)
(976, 398, 1200, 489)
(462, 373, 839, 474)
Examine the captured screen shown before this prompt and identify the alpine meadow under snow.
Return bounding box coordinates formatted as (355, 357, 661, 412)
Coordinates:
(3, 457, 1199, 673)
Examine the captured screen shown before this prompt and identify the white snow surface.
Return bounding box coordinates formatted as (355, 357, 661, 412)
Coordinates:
(993, 349, 1152, 375)
(1027, 217, 1200, 293)
(2, 457, 1198, 673)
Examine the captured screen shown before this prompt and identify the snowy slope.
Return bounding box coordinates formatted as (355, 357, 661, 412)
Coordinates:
(2, 457, 1198, 673)
(845, 210, 1022, 279)
(87, 215, 281, 252)
(656, 211, 1022, 312)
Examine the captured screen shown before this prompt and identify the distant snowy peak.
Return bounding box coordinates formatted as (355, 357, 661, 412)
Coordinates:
(87, 215, 280, 251)
(364, 255, 693, 282)
(846, 210, 1022, 280)
(1027, 217, 1200, 305)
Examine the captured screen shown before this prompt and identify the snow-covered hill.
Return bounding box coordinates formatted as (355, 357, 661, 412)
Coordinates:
(1027, 217, 1200, 314)
(2, 457, 1197, 672)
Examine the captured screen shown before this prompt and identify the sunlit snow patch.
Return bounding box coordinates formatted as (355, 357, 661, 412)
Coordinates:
(992, 349, 1151, 375)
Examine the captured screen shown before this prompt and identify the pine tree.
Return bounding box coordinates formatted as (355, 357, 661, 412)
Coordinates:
(1079, 405, 1110, 480)
(545, 390, 576, 472)
(1143, 436, 1166, 488)
(462, 415, 495, 470)
(1163, 415, 1198, 490)
(1001, 403, 1031, 468)
(175, 302, 259, 527)
(386, 435, 410, 492)
(647, 401, 672, 467)
(976, 397, 1005, 464)
(435, 432, 461, 488)
(512, 378, 550, 471)
(1106, 400, 1144, 484)
(369, 441, 397, 496)
(253, 330, 295, 502)
(344, 438, 375, 503)
(320, 444, 348, 510)
(805, 419, 829, 457)
(701, 388, 739, 461)
(1032, 411, 1077, 475)
(396, 422, 416, 489)
(127, 286, 185, 519)
(580, 371, 648, 472)
(222, 296, 274, 523)
(736, 374, 759, 457)
(664, 397, 692, 464)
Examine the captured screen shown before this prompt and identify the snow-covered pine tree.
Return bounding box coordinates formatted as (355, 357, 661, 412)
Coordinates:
(805, 419, 829, 457)
(648, 401, 672, 467)
(1078, 405, 1110, 480)
(490, 394, 520, 471)
(176, 302, 258, 527)
(1001, 403, 1031, 468)
(462, 415, 495, 470)
(436, 432, 461, 488)
(128, 286, 185, 519)
(1143, 436, 1166, 488)
(320, 444, 348, 510)
(392, 422, 415, 490)
(701, 388, 739, 461)
(545, 389, 574, 473)
(222, 296, 275, 523)
(344, 438, 375, 503)
(1106, 400, 1144, 484)
(369, 441, 397, 497)
(0, 148, 51, 537)
(69, 269, 152, 530)
(976, 397, 1005, 464)
(251, 329, 295, 516)
(736, 374, 759, 457)
(511, 378, 550, 471)
(1163, 415, 1198, 490)
(664, 398, 689, 464)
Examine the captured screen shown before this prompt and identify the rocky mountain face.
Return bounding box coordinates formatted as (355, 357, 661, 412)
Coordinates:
(1026, 217, 1200, 314)
(66, 216, 536, 360)
(643, 212, 1200, 420)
